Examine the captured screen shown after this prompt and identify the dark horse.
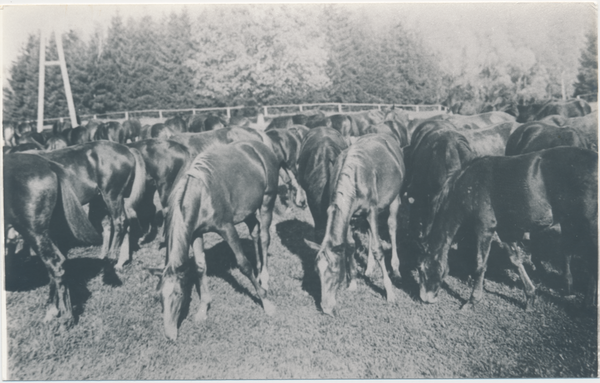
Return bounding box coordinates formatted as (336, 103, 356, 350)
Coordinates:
(418, 147, 598, 310)
(403, 120, 474, 239)
(305, 134, 405, 315)
(505, 121, 590, 155)
(127, 139, 191, 244)
(297, 127, 348, 244)
(39, 141, 146, 269)
(153, 140, 278, 340)
(266, 126, 307, 208)
(93, 121, 126, 144)
(171, 126, 272, 158)
(4, 153, 102, 325)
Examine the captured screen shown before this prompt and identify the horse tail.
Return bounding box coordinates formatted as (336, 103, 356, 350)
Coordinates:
(47, 160, 102, 245)
(125, 147, 147, 214)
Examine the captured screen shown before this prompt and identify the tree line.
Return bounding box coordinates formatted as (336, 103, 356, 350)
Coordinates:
(3, 5, 597, 123)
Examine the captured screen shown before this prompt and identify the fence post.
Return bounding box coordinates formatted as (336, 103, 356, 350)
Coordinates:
(299, 105, 303, 112)
(338, 104, 342, 113)
(159, 110, 163, 119)
(416, 105, 420, 113)
(125, 112, 129, 120)
(263, 106, 268, 117)
(227, 108, 231, 119)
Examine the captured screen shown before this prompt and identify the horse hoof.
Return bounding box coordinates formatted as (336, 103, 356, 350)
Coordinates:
(386, 292, 396, 304)
(195, 309, 208, 322)
(348, 279, 357, 292)
(43, 306, 59, 323)
(262, 299, 276, 316)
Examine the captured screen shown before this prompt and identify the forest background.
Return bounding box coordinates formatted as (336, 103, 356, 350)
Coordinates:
(3, 3, 598, 122)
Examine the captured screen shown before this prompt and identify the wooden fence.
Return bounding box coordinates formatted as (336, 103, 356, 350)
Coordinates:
(20, 103, 448, 129)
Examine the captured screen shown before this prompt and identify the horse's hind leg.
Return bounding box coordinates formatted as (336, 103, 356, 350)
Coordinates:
(367, 208, 395, 303)
(462, 228, 495, 310)
(89, 197, 112, 259)
(27, 232, 73, 326)
(245, 214, 267, 289)
(218, 223, 276, 316)
(192, 236, 212, 321)
(388, 195, 401, 279)
(507, 242, 536, 311)
(257, 192, 276, 290)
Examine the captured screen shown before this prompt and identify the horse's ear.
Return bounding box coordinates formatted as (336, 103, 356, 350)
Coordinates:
(304, 238, 321, 252)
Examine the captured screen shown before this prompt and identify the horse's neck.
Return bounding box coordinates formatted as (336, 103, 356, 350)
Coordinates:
(166, 176, 201, 268)
(325, 204, 352, 248)
(426, 202, 463, 258)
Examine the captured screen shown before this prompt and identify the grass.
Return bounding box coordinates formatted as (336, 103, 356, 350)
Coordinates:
(4, 195, 598, 379)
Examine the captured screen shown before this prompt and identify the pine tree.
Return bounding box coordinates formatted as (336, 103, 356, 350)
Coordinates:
(573, 29, 598, 100)
(3, 34, 40, 122)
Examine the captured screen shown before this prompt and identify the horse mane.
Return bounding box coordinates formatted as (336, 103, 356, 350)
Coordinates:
(331, 149, 361, 216)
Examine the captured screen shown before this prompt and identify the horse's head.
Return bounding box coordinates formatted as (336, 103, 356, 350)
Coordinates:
(305, 238, 351, 316)
(416, 242, 447, 304)
(151, 263, 195, 341)
(292, 183, 307, 209)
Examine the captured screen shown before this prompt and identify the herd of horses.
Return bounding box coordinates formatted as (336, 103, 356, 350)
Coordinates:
(3, 98, 598, 341)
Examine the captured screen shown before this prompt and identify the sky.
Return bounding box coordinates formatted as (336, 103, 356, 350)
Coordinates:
(2, 2, 597, 88)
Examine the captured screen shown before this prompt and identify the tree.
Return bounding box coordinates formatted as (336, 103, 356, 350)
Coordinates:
(3, 34, 41, 122)
(573, 29, 598, 99)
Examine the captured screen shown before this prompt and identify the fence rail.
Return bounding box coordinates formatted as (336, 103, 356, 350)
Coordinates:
(15, 103, 448, 129)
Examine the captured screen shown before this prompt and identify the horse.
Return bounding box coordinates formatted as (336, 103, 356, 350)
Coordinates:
(417, 147, 598, 310)
(171, 126, 272, 158)
(532, 99, 592, 121)
(44, 135, 69, 150)
(122, 119, 142, 142)
(266, 127, 307, 208)
(445, 111, 516, 130)
(363, 121, 409, 147)
(505, 122, 589, 156)
(93, 121, 126, 144)
(15, 130, 46, 147)
(4, 153, 102, 326)
(297, 127, 349, 244)
(461, 121, 520, 156)
(304, 134, 405, 315)
(127, 139, 191, 244)
(151, 140, 279, 340)
(265, 114, 308, 131)
(4, 141, 44, 153)
(403, 120, 474, 239)
(38, 141, 146, 269)
(164, 116, 188, 134)
(143, 123, 175, 140)
(564, 111, 598, 151)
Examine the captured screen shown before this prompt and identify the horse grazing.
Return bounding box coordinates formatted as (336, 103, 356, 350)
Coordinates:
(39, 141, 146, 269)
(171, 126, 271, 158)
(122, 119, 142, 142)
(4, 153, 102, 326)
(297, 127, 348, 243)
(418, 147, 598, 310)
(403, 120, 474, 239)
(153, 140, 278, 340)
(305, 134, 405, 316)
(266, 127, 307, 208)
(127, 139, 191, 244)
(461, 121, 520, 156)
(164, 116, 188, 134)
(444, 111, 516, 130)
(505, 122, 589, 155)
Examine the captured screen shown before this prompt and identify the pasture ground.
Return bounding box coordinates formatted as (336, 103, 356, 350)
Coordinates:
(4, 191, 598, 379)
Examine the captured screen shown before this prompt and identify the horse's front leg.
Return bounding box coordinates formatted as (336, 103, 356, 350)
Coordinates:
(218, 223, 276, 316)
(346, 226, 358, 292)
(367, 208, 395, 303)
(461, 227, 494, 310)
(192, 235, 212, 321)
(387, 195, 401, 279)
(245, 214, 267, 290)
